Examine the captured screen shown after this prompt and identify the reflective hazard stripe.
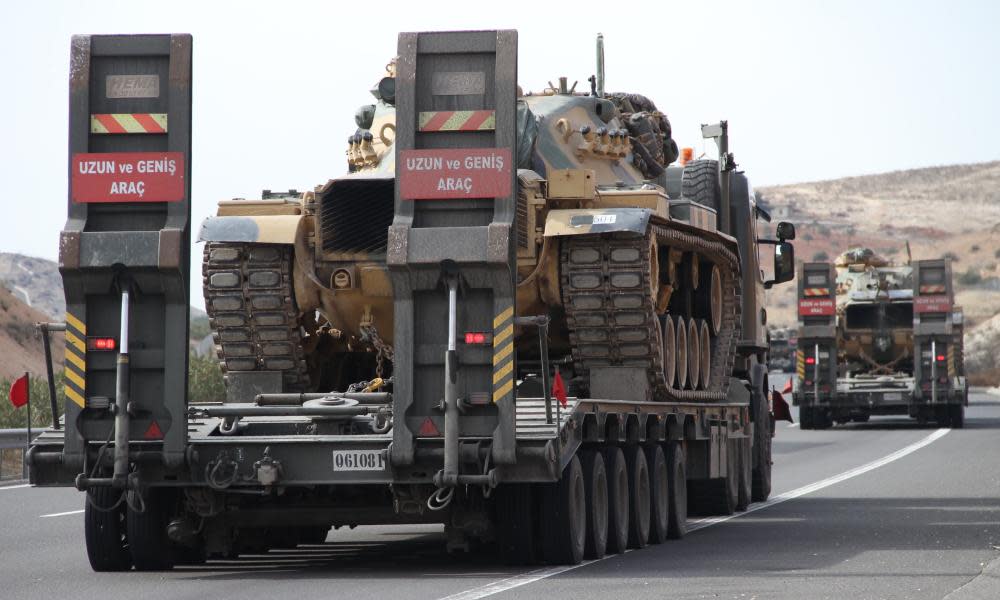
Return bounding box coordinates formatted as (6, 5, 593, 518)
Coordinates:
(91, 113, 167, 134)
(492, 306, 514, 403)
(803, 287, 830, 297)
(418, 110, 495, 132)
(920, 284, 946, 294)
(64, 312, 87, 408)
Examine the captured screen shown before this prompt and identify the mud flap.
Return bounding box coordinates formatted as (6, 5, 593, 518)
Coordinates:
(389, 31, 519, 466)
(57, 35, 192, 474)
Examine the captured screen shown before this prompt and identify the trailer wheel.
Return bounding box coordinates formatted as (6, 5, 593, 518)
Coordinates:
(665, 442, 687, 539)
(580, 450, 609, 559)
(495, 483, 539, 565)
(736, 437, 752, 512)
(949, 404, 965, 429)
(626, 445, 651, 549)
(750, 364, 772, 502)
(540, 455, 586, 565)
(126, 489, 176, 571)
(603, 447, 630, 554)
(645, 444, 670, 544)
(84, 488, 132, 572)
(799, 406, 814, 430)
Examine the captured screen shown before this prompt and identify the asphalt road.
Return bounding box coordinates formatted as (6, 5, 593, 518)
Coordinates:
(3, 377, 999, 600)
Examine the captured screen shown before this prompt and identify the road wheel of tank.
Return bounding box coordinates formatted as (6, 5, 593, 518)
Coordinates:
(665, 441, 687, 539)
(580, 450, 609, 559)
(736, 436, 752, 512)
(698, 321, 712, 390)
(84, 487, 132, 572)
(674, 316, 688, 390)
(687, 318, 700, 390)
(949, 404, 965, 429)
(645, 444, 670, 544)
(540, 455, 586, 565)
(495, 483, 539, 565)
(626, 445, 651, 549)
(127, 489, 176, 571)
(661, 316, 676, 389)
(603, 447, 630, 554)
(750, 364, 773, 502)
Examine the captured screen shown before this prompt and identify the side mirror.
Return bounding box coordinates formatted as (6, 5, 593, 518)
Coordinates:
(765, 241, 795, 289)
(776, 221, 795, 241)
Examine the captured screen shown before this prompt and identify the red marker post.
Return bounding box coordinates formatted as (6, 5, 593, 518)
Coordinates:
(8, 372, 30, 478)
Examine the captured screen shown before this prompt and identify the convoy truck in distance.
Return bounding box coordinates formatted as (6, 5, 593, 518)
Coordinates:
(793, 249, 966, 429)
(29, 30, 797, 570)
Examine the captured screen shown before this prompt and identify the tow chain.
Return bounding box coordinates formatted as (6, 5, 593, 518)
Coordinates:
(360, 324, 394, 378)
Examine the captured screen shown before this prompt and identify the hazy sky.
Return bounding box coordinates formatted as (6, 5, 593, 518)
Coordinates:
(2, 0, 998, 304)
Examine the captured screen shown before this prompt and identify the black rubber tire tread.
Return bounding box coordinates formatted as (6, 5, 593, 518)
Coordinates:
(750, 364, 773, 502)
(580, 450, 609, 559)
(799, 406, 814, 430)
(203, 242, 311, 392)
(665, 441, 687, 539)
(681, 159, 721, 215)
(625, 445, 651, 549)
(126, 489, 175, 571)
(950, 404, 965, 429)
(540, 455, 587, 565)
(645, 444, 670, 544)
(84, 488, 131, 572)
(495, 483, 539, 565)
(602, 447, 630, 554)
(736, 437, 752, 512)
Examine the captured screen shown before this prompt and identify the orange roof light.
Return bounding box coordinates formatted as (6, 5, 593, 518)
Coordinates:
(680, 147, 694, 165)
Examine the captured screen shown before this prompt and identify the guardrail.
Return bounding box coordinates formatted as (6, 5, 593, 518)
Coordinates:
(0, 429, 42, 482)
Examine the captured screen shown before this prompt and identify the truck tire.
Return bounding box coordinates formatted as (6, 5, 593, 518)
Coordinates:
(681, 159, 721, 215)
(626, 445, 651, 549)
(750, 364, 772, 502)
(580, 450, 609, 559)
(540, 455, 586, 565)
(603, 447, 630, 554)
(126, 489, 175, 571)
(800, 406, 814, 430)
(645, 444, 669, 544)
(949, 404, 965, 429)
(84, 488, 131, 572)
(736, 437, 752, 512)
(495, 483, 538, 565)
(665, 441, 687, 539)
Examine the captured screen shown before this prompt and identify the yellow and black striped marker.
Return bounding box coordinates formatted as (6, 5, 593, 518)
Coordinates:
(64, 312, 87, 408)
(795, 349, 806, 383)
(947, 344, 956, 379)
(492, 306, 514, 403)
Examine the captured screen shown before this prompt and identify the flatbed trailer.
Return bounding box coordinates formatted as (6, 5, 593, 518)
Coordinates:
(28, 30, 797, 569)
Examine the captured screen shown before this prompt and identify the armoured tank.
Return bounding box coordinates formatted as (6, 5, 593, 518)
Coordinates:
(199, 42, 785, 401)
(833, 247, 915, 375)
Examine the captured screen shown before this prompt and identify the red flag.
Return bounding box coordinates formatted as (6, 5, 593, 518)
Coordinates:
(772, 389, 793, 423)
(782, 378, 793, 394)
(552, 369, 568, 407)
(9, 374, 28, 408)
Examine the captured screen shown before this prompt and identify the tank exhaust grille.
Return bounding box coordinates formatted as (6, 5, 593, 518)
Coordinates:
(319, 178, 394, 254)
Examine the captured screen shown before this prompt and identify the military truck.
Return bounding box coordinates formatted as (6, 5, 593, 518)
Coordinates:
(29, 30, 796, 570)
(767, 327, 796, 373)
(793, 249, 966, 429)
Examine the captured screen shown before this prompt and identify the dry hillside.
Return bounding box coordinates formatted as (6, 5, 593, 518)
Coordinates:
(0, 286, 63, 380)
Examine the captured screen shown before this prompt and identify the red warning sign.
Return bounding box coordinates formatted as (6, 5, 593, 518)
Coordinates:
(799, 298, 835, 316)
(71, 152, 185, 203)
(914, 295, 952, 313)
(399, 148, 511, 200)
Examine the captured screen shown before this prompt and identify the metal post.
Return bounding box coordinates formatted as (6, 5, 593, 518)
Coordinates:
(39, 323, 61, 429)
(813, 343, 820, 405)
(23, 371, 31, 480)
(931, 339, 937, 405)
(112, 290, 132, 488)
(717, 121, 731, 236)
(539, 321, 552, 425)
(442, 278, 459, 486)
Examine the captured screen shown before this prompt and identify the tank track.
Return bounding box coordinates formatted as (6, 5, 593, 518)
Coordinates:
(203, 243, 311, 392)
(560, 222, 741, 401)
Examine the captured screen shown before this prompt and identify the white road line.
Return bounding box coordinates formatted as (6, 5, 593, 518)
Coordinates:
(40, 509, 84, 518)
(437, 427, 950, 600)
(0, 484, 30, 491)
